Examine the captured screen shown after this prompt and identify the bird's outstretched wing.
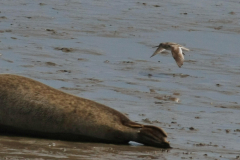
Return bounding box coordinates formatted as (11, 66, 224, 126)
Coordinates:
(150, 47, 166, 58)
(171, 46, 184, 68)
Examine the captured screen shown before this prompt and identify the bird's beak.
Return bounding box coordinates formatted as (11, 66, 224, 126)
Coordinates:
(152, 46, 159, 48)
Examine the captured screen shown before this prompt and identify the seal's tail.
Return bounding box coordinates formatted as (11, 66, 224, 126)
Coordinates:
(136, 125, 171, 148)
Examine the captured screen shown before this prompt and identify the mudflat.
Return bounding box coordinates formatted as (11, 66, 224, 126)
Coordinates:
(0, 0, 240, 159)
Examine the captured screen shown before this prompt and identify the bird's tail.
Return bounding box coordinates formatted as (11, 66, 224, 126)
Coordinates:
(180, 46, 189, 51)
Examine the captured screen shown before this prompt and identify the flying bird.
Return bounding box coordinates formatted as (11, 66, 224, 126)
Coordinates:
(150, 42, 189, 68)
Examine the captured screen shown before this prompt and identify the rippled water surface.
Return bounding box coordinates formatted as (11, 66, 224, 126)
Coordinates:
(0, 0, 240, 159)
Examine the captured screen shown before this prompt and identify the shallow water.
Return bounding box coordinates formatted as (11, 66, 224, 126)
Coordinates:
(0, 0, 240, 159)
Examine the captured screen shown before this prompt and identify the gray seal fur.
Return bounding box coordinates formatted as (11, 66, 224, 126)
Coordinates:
(0, 74, 170, 148)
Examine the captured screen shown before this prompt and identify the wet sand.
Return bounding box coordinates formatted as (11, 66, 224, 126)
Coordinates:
(0, 0, 240, 159)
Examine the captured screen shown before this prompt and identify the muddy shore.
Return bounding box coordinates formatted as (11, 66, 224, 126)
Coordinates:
(0, 0, 240, 159)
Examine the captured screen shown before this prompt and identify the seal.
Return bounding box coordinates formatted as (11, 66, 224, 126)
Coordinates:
(0, 74, 171, 148)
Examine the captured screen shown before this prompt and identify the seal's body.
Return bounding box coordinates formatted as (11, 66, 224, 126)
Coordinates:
(0, 74, 170, 148)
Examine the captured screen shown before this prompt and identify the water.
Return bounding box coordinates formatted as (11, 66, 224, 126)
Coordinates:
(0, 0, 240, 159)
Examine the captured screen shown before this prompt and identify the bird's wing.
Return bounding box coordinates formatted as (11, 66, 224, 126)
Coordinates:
(150, 47, 166, 57)
(171, 46, 184, 68)
(167, 42, 178, 45)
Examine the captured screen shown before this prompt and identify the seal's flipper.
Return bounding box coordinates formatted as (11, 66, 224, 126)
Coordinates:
(123, 121, 143, 128)
(135, 125, 171, 148)
(143, 125, 168, 137)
